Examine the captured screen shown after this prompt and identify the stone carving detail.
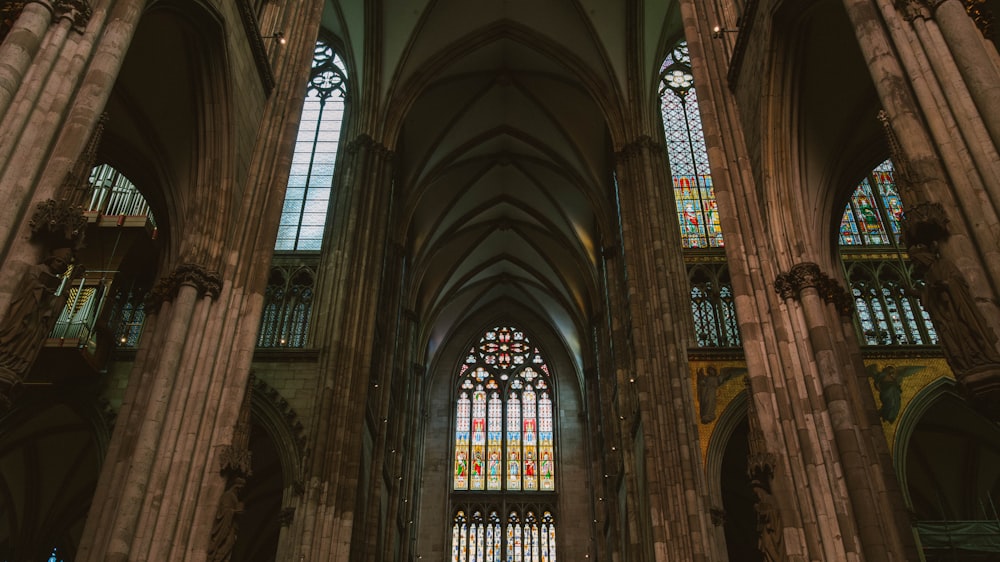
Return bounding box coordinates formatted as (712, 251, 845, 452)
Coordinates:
(962, 0, 995, 39)
(615, 135, 665, 160)
(773, 272, 796, 300)
(29, 198, 87, 250)
(910, 242, 1000, 373)
(696, 365, 747, 423)
(210, 375, 255, 561)
(901, 201, 950, 247)
(345, 134, 394, 160)
(278, 506, 296, 527)
(788, 262, 822, 291)
(894, 0, 931, 20)
(146, 263, 223, 311)
(745, 378, 784, 561)
(752, 479, 784, 562)
(774, 263, 853, 315)
(0, 247, 73, 410)
(54, 0, 90, 32)
(208, 476, 245, 562)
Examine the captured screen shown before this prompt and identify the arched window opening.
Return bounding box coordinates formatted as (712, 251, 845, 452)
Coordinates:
(451, 507, 557, 562)
(689, 264, 741, 348)
(275, 38, 348, 251)
(660, 41, 724, 249)
(839, 160, 937, 347)
(451, 325, 557, 561)
(109, 281, 148, 348)
(257, 265, 315, 348)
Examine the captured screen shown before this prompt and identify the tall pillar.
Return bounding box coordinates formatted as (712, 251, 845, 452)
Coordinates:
(612, 135, 719, 561)
(285, 134, 396, 562)
(0, 0, 55, 119)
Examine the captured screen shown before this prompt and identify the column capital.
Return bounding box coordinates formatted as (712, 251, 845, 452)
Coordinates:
(774, 263, 853, 315)
(54, 0, 90, 32)
(146, 263, 223, 310)
(614, 135, 665, 160)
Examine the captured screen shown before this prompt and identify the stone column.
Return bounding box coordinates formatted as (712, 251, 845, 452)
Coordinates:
(0, 0, 55, 119)
(285, 134, 396, 562)
(76, 263, 222, 562)
(926, 0, 1000, 149)
(774, 264, 915, 561)
(612, 135, 720, 561)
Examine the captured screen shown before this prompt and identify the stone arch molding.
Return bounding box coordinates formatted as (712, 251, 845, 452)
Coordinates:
(250, 376, 308, 489)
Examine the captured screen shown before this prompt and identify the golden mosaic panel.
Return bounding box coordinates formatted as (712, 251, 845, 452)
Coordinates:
(863, 357, 954, 451)
(689, 359, 748, 464)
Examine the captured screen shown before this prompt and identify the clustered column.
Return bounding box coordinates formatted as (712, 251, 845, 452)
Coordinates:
(611, 135, 720, 561)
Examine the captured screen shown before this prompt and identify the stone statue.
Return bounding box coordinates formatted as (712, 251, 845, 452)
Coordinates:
(0, 248, 73, 400)
(909, 243, 1000, 372)
(208, 477, 246, 562)
(696, 365, 747, 423)
(867, 364, 925, 423)
(752, 480, 783, 562)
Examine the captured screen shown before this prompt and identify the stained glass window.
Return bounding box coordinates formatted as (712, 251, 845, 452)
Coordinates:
(451, 325, 557, 560)
(275, 38, 348, 251)
(660, 41, 724, 248)
(257, 265, 315, 347)
(451, 508, 556, 562)
(839, 159, 937, 346)
(839, 160, 902, 246)
(453, 326, 555, 491)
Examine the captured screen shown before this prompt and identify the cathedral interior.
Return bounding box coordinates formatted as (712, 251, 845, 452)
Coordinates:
(1, 0, 999, 560)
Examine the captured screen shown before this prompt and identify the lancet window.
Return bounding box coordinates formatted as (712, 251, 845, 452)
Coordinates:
(839, 159, 937, 346)
(257, 265, 315, 348)
(689, 263, 741, 347)
(660, 40, 723, 249)
(451, 325, 557, 561)
(275, 37, 348, 251)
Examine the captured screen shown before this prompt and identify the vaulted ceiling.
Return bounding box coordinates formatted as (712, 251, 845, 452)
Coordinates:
(322, 0, 682, 375)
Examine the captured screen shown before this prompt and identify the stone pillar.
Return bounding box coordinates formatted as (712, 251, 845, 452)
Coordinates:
(0, 0, 55, 119)
(285, 134, 396, 562)
(76, 263, 223, 562)
(927, 0, 1000, 150)
(774, 264, 916, 561)
(611, 135, 720, 561)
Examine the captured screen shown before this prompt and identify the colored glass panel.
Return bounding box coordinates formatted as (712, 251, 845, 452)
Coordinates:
(471, 388, 487, 490)
(507, 392, 522, 490)
(522, 387, 538, 491)
(488, 391, 503, 490)
(455, 391, 471, 490)
(839, 160, 902, 247)
(661, 42, 724, 248)
(539, 392, 555, 491)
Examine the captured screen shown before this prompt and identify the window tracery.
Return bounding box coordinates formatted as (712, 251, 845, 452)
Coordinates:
(660, 41, 724, 249)
(275, 38, 348, 251)
(257, 265, 315, 348)
(451, 325, 557, 561)
(839, 160, 937, 346)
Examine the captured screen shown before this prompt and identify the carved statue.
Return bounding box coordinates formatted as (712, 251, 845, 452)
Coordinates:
(0, 248, 72, 387)
(752, 481, 783, 562)
(208, 477, 246, 562)
(909, 243, 1000, 372)
(867, 364, 925, 423)
(696, 365, 747, 423)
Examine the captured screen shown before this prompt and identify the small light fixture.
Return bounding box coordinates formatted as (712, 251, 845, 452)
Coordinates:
(264, 31, 287, 45)
(712, 25, 738, 39)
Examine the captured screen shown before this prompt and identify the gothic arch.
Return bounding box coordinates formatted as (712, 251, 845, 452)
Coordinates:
(102, 0, 237, 267)
(763, 0, 885, 267)
(416, 303, 592, 561)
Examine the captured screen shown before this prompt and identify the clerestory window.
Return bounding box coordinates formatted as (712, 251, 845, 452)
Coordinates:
(275, 38, 348, 251)
(838, 159, 937, 346)
(450, 325, 557, 561)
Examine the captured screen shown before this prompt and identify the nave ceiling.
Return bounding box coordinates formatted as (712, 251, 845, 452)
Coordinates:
(321, 0, 683, 376)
